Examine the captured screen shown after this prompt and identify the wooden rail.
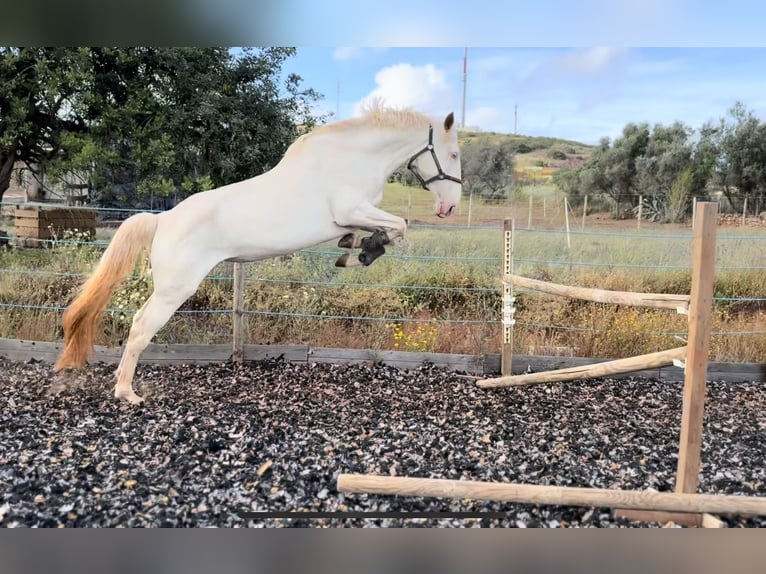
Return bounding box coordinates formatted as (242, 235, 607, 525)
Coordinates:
(337, 474, 766, 517)
(476, 347, 687, 388)
(505, 273, 690, 311)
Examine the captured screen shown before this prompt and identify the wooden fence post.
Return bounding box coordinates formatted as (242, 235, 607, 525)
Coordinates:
(501, 218, 514, 376)
(527, 196, 532, 229)
(467, 189, 474, 228)
(232, 262, 245, 363)
(675, 201, 718, 494)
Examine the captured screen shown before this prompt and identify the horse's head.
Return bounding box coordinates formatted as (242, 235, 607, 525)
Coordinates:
(407, 112, 462, 218)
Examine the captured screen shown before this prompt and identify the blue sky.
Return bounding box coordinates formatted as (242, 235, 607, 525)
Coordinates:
(283, 47, 766, 145)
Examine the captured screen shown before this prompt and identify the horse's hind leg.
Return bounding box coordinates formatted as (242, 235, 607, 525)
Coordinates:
(113, 292, 185, 404)
(114, 265, 210, 404)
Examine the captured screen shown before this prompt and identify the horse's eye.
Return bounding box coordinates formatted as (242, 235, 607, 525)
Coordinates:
(449, 152, 459, 160)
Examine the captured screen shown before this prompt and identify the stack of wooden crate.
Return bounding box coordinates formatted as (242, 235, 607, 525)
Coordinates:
(11, 205, 97, 247)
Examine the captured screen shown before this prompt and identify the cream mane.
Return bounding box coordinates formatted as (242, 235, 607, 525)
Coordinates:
(280, 100, 434, 161)
(315, 99, 432, 134)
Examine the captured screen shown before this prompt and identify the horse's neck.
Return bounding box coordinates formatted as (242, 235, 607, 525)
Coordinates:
(322, 126, 428, 177)
(366, 127, 428, 172)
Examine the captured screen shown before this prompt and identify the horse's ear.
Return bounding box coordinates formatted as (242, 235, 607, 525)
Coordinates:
(444, 112, 455, 132)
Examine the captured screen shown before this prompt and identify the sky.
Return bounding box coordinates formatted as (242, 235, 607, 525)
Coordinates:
(282, 47, 766, 145)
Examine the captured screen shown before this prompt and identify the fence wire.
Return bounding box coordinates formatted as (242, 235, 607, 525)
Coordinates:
(2, 201, 765, 352)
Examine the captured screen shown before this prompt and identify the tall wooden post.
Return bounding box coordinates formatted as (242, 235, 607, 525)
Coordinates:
(467, 190, 474, 227)
(675, 201, 717, 494)
(232, 262, 246, 363)
(527, 196, 532, 229)
(501, 218, 514, 375)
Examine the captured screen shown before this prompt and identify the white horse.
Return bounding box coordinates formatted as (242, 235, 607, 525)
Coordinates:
(54, 103, 463, 404)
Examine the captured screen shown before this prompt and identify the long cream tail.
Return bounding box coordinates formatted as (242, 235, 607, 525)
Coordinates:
(54, 212, 159, 371)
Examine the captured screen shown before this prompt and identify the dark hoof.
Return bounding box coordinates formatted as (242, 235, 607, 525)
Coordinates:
(335, 253, 363, 267)
(338, 233, 357, 249)
(335, 253, 350, 267)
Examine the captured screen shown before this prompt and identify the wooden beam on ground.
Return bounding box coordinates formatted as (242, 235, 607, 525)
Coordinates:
(701, 513, 725, 528)
(476, 346, 687, 388)
(676, 202, 718, 495)
(336, 474, 766, 517)
(505, 273, 690, 312)
(613, 508, 702, 527)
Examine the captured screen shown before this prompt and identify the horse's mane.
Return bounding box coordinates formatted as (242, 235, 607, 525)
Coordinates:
(317, 99, 432, 134)
(279, 100, 432, 163)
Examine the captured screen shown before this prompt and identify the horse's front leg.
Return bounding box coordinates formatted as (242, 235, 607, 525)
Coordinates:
(333, 203, 407, 268)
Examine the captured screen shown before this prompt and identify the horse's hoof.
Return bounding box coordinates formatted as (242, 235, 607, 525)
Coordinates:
(338, 233, 359, 249)
(114, 387, 145, 405)
(335, 253, 362, 267)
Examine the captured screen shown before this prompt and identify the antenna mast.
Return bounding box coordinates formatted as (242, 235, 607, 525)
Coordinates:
(461, 48, 467, 129)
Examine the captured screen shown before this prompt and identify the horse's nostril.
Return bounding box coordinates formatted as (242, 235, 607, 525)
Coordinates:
(448, 205, 455, 215)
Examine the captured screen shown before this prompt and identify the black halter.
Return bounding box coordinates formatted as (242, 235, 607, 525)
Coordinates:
(406, 125, 463, 190)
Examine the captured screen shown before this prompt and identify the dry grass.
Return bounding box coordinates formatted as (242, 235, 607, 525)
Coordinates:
(1, 186, 764, 363)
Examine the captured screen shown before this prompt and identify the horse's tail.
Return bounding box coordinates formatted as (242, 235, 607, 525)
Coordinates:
(54, 212, 159, 371)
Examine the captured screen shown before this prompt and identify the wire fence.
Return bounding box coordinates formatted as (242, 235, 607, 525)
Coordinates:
(1, 201, 765, 360)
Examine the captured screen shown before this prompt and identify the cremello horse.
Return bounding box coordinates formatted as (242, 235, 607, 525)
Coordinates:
(54, 103, 463, 404)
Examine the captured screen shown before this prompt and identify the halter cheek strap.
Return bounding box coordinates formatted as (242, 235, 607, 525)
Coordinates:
(406, 125, 463, 190)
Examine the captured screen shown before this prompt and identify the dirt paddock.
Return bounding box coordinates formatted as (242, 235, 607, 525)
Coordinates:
(0, 356, 764, 528)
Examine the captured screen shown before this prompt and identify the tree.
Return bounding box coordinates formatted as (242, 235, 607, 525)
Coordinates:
(634, 122, 695, 222)
(0, 47, 93, 204)
(460, 137, 515, 202)
(1, 47, 326, 208)
(715, 102, 766, 212)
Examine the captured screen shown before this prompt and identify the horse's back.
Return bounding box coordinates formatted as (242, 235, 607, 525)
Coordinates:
(151, 168, 341, 264)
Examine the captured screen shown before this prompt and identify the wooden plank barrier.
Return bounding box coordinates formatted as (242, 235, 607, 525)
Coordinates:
(339, 204, 737, 527)
(336, 474, 766, 517)
(476, 346, 687, 388)
(505, 273, 690, 311)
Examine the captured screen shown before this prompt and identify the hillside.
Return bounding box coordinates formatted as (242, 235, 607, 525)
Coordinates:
(457, 129, 595, 171)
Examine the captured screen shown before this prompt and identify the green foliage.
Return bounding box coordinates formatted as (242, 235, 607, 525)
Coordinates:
(0, 47, 327, 209)
(666, 165, 695, 223)
(0, 47, 94, 201)
(110, 273, 152, 326)
(549, 150, 567, 160)
(461, 136, 516, 202)
(714, 102, 766, 211)
(553, 101, 766, 220)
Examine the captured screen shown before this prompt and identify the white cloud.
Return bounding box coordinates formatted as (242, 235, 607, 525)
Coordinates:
(353, 63, 457, 116)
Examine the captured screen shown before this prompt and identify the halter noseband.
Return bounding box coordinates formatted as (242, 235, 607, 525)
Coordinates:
(406, 125, 462, 190)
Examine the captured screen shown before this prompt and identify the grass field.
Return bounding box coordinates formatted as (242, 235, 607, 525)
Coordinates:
(1, 182, 765, 363)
